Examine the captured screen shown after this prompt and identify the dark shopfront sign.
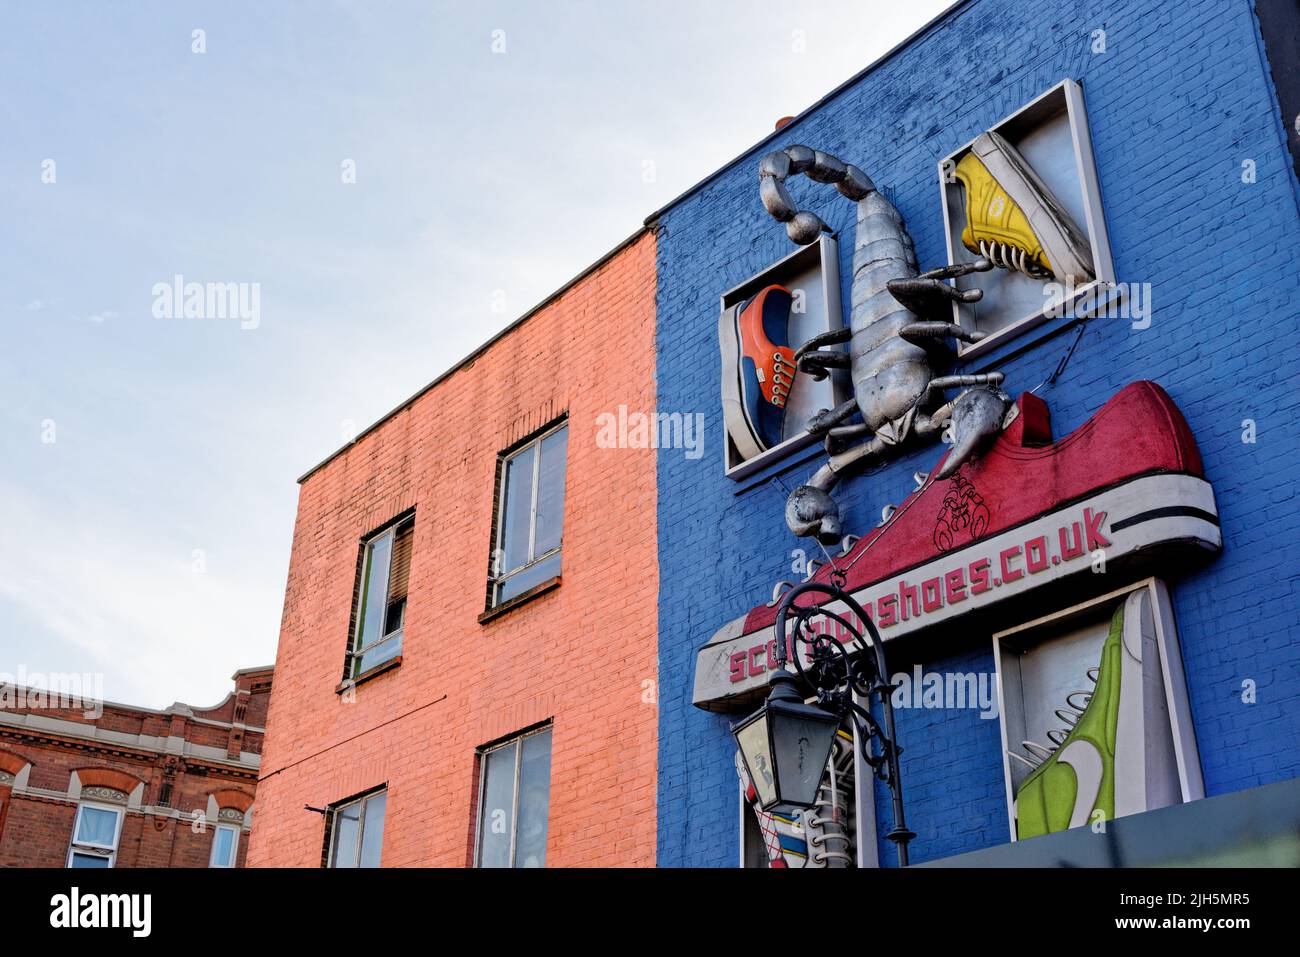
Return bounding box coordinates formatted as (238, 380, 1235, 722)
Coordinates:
(693, 381, 1221, 710)
(921, 775, 1300, 867)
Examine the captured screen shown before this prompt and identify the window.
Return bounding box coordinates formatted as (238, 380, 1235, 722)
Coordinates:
(490, 423, 568, 607)
(349, 515, 414, 678)
(67, 802, 123, 868)
(992, 579, 1201, 842)
(326, 789, 386, 868)
(474, 725, 552, 868)
(209, 823, 239, 868)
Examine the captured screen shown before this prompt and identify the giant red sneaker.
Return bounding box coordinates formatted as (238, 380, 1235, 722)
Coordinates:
(694, 381, 1221, 711)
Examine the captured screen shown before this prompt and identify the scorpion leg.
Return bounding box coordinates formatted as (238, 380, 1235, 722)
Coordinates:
(900, 320, 988, 345)
(888, 257, 994, 320)
(828, 422, 871, 440)
(824, 421, 871, 455)
(805, 398, 859, 436)
(916, 258, 994, 281)
(794, 327, 851, 361)
(798, 350, 850, 381)
(925, 372, 1005, 400)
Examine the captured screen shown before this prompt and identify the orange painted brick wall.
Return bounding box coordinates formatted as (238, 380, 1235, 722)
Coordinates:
(248, 232, 658, 867)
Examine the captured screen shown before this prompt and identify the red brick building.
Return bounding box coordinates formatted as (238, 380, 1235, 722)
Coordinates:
(249, 229, 658, 867)
(0, 666, 271, 868)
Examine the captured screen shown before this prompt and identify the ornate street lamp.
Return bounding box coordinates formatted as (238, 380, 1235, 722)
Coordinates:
(731, 668, 842, 812)
(731, 577, 916, 866)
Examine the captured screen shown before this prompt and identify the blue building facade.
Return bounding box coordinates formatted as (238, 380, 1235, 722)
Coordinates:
(654, 0, 1300, 867)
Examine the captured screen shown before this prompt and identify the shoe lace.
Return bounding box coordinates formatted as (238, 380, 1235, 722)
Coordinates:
(770, 352, 796, 406)
(978, 239, 1051, 280)
(1008, 666, 1100, 770)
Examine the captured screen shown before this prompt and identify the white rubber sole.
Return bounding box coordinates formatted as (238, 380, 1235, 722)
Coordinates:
(718, 300, 766, 460)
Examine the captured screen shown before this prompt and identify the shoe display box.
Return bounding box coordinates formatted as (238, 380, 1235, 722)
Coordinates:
(991, 578, 1204, 841)
(938, 78, 1117, 360)
(719, 235, 851, 480)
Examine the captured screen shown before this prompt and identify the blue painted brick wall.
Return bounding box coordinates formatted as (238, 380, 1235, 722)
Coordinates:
(655, 0, 1300, 867)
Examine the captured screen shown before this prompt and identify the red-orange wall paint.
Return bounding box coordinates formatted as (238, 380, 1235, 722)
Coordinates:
(248, 232, 658, 867)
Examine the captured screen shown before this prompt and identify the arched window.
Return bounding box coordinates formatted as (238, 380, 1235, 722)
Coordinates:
(209, 806, 245, 868)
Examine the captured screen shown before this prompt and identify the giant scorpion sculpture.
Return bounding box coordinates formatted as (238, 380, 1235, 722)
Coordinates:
(758, 145, 1015, 545)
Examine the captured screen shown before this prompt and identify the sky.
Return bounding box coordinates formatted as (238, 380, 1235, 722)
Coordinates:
(0, 0, 953, 709)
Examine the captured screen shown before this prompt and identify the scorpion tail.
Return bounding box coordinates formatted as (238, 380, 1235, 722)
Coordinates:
(935, 385, 1012, 480)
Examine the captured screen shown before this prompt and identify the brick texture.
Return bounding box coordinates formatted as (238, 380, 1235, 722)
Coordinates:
(0, 668, 269, 867)
(248, 232, 659, 868)
(654, 0, 1300, 866)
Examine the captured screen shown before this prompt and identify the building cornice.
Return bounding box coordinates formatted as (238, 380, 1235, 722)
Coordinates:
(0, 713, 260, 777)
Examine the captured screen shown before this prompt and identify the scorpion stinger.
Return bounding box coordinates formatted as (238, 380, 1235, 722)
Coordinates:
(759, 145, 1015, 543)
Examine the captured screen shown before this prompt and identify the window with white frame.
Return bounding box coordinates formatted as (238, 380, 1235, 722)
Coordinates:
(67, 802, 124, 868)
(209, 822, 240, 868)
(348, 515, 414, 678)
(490, 423, 568, 607)
(326, 788, 386, 868)
(474, 725, 552, 868)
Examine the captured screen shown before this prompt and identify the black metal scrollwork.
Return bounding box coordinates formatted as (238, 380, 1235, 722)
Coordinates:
(773, 579, 917, 865)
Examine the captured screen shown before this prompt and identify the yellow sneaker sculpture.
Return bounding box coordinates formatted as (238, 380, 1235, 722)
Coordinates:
(954, 131, 1095, 283)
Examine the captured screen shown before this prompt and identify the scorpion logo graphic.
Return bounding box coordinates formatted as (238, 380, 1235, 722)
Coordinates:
(758, 145, 1014, 544)
(933, 472, 991, 552)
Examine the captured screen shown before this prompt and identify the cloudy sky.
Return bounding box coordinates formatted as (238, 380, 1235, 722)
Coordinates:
(0, 0, 952, 708)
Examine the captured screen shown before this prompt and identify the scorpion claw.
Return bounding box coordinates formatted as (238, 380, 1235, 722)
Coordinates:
(786, 485, 842, 545)
(935, 385, 1011, 480)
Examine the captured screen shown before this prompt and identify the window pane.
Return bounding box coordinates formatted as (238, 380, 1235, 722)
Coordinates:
(76, 806, 119, 847)
(514, 731, 552, 868)
(496, 551, 561, 604)
(533, 428, 568, 556)
(499, 445, 535, 574)
(387, 521, 414, 605)
(476, 742, 517, 868)
(359, 793, 386, 867)
(355, 533, 393, 651)
(353, 632, 402, 677)
(330, 802, 362, 868)
(69, 852, 110, 868)
(211, 826, 236, 867)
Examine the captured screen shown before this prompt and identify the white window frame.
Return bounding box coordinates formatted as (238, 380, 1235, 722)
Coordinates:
(473, 724, 552, 868)
(208, 822, 240, 868)
(491, 422, 567, 605)
(349, 516, 413, 677)
(66, 801, 124, 868)
(937, 78, 1117, 360)
(326, 788, 386, 869)
(991, 577, 1204, 842)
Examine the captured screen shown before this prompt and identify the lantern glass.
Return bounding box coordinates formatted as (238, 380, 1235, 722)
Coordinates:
(733, 691, 841, 812)
(734, 712, 777, 808)
(768, 699, 840, 809)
